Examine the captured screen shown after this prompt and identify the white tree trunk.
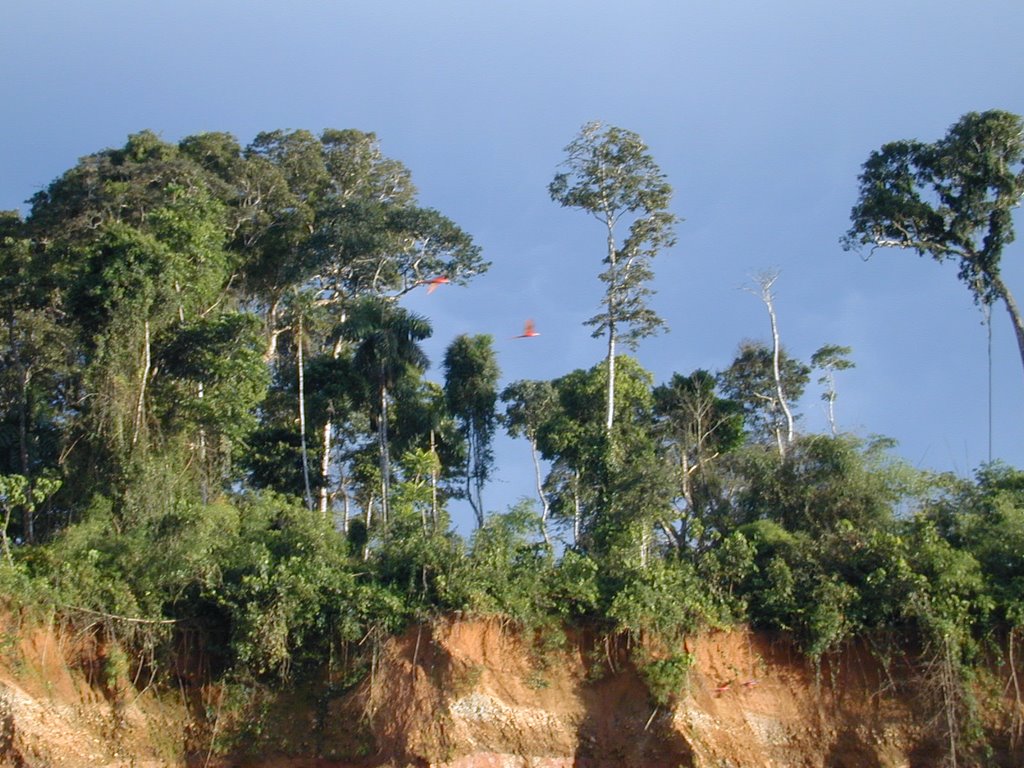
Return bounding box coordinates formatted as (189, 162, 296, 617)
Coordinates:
(132, 319, 151, 449)
(297, 315, 314, 510)
(572, 469, 582, 547)
(758, 274, 795, 455)
(264, 297, 283, 363)
(319, 420, 332, 515)
(529, 436, 551, 548)
(429, 429, 439, 530)
(320, 337, 346, 517)
(605, 225, 617, 434)
(606, 328, 616, 434)
(379, 384, 390, 527)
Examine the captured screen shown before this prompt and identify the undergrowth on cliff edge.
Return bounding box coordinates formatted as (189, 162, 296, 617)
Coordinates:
(0, 458, 1017, 765)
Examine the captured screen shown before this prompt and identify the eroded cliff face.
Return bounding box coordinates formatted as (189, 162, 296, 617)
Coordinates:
(0, 613, 1021, 768)
(0, 612, 186, 768)
(341, 619, 933, 768)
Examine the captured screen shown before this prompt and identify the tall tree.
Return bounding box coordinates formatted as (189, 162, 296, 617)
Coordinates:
(24, 132, 240, 503)
(747, 272, 798, 455)
(653, 370, 744, 551)
(536, 355, 666, 561)
(843, 110, 1024, 377)
(343, 297, 431, 529)
(0, 212, 69, 540)
(718, 341, 810, 453)
(550, 121, 678, 433)
(500, 379, 558, 545)
(443, 334, 500, 528)
(811, 344, 855, 436)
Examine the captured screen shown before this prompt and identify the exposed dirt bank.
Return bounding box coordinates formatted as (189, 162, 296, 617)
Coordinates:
(1, 613, 1021, 767)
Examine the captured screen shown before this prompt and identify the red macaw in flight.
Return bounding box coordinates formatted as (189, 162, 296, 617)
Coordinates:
(514, 319, 540, 338)
(422, 276, 450, 294)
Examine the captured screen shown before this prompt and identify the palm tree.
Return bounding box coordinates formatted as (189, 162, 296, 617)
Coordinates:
(343, 297, 431, 528)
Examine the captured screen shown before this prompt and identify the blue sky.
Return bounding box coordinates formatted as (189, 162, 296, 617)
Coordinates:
(3, 1, 1023, 528)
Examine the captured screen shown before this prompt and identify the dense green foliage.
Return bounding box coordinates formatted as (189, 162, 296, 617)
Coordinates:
(0, 120, 1021, 764)
(843, 109, 1024, 377)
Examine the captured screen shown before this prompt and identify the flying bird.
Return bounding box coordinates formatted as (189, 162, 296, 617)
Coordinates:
(514, 319, 540, 338)
(422, 276, 450, 294)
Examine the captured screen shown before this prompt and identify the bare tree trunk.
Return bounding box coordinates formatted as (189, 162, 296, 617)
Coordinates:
(606, 327, 616, 434)
(198, 381, 208, 504)
(319, 420, 332, 515)
(572, 469, 582, 547)
(363, 493, 374, 559)
(1010, 627, 1023, 750)
(16, 363, 33, 542)
(473, 431, 486, 525)
(941, 636, 960, 768)
(466, 432, 483, 528)
(297, 314, 314, 511)
(132, 319, 151, 449)
(825, 388, 838, 437)
(605, 225, 617, 434)
(379, 384, 390, 527)
(1, 503, 13, 566)
(529, 437, 551, 548)
(758, 273, 795, 455)
(659, 519, 682, 550)
(338, 463, 351, 534)
(264, 296, 284, 363)
(320, 337, 345, 516)
(992, 274, 1024, 380)
(429, 429, 439, 530)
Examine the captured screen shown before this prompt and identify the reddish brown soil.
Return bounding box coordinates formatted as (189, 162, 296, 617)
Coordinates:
(1, 613, 1021, 767)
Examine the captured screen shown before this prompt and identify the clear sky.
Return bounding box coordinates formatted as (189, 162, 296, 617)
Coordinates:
(3, 1, 1023, 529)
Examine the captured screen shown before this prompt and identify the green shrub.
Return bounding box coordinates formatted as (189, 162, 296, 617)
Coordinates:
(607, 559, 713, 638)
(638, 651, 694, 706)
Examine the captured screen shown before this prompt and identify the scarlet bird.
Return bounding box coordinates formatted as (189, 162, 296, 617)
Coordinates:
(713, 682, 731, 694)
(422, 276, 450, 294)
(514, 319, 540, 338)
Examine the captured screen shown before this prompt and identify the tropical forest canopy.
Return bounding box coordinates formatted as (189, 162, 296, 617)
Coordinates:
(0, 118, 1022, 757)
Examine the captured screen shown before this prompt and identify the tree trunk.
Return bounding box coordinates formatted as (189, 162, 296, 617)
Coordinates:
(825, 389, 838, 437)
(760, 275, 794, 455)
(297, 314, 314, 511)
(1010, 627, 1023, 750)
(473, 431, 486, 525)
(605, 225, 617, 434)
(320, 337, 345, 516)
(529, 436, 551, 548)
(466, 432, 483, 528)
(132, 319, 151, 449)
(17, 364, 33, 542)
(991, 274, 1024, 379)
(264, 296, 284, 363)
(429, 429, 439, 530)
(572, 469, 582, 547)
(1, 504, 13, 566)
(198, 381, 208, 504)
(338, 462, 351, 533)
(319, 420, 332, 515)
(379, 383, 390, 527)
(606, 327, 616, 434)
